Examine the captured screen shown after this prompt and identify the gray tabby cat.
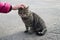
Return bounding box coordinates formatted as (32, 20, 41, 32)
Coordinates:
(18, 6, 47, 36)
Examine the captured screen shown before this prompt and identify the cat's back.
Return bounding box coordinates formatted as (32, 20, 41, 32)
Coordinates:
(31, 11, 45, 25)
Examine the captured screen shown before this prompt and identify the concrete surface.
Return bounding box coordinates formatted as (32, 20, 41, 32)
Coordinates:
(0, 0, 60, 40)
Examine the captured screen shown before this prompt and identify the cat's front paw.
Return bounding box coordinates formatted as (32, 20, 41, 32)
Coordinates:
(24, 30, 28, 33)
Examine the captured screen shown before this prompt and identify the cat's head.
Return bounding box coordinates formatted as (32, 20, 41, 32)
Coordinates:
(18, 4, 29, 18)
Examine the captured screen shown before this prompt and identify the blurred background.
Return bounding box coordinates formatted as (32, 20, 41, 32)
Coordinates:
(0, 0, 60, 40)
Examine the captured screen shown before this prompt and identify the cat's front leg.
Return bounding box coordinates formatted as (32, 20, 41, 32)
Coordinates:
(28, 27, 34, 34)
(24, 25, 29, 33)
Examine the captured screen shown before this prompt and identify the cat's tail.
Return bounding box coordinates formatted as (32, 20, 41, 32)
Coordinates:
(35, 28, 47, 36)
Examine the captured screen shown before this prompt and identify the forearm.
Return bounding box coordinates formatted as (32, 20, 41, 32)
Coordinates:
(12, 5, 20, 10)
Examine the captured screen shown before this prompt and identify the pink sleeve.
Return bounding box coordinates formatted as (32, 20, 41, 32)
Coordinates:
(0, 2, 11, 13)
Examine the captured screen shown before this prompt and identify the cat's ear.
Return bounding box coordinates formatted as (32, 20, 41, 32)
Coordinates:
(25, 6, 29, 9)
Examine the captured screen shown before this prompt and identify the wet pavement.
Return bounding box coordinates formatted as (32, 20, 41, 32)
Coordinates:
(0, 0, 60, 40)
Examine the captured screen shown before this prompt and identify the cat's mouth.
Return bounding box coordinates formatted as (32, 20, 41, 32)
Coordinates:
(22, 17, 28, 20)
